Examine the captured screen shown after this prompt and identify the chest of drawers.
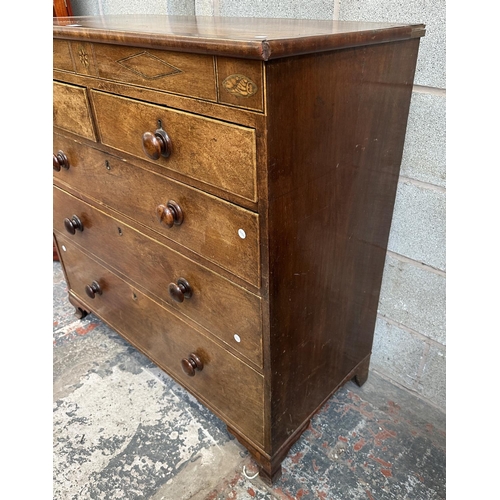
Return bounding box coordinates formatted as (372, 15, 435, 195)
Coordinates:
(53, 15, 424, 484)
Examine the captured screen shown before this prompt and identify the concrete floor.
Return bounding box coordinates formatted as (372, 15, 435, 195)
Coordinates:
(53, 261, 445, 499)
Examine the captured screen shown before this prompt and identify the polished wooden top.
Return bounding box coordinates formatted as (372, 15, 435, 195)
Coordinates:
(53, 15, 425, 60)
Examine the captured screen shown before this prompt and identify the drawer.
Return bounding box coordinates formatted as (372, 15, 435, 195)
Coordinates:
(53, 39, 74, 72)
(53, 136, 260, 287)
(217, 57, 264, 112)
(90, 90, 257, 202)
(53, 187, 263, 368)
(53, 81, 96, 141)
(55, 235, 265, 447)
(93, 43, 217, 102)
(69, 41, 98, 77)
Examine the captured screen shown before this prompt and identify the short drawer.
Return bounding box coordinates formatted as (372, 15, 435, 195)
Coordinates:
(217, 57, 264, 112)
(90, 90, 257, 202)
(53, 39, 74, 72)
(93, 43, 217, 102)
(53, 187, 263, 368)
(53, 81, 96, 141)
(53, 136, 260, 287)
(55, 235, 265, 447)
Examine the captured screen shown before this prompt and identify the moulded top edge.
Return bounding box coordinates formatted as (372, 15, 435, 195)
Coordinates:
(53, 15, 426, 61)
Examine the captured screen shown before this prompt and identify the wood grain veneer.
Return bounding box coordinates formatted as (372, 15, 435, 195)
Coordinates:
(53, 81, 96, 140)
(91, 90, 258, 201)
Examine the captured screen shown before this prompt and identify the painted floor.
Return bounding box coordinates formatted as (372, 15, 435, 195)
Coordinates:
(53, 261, 445, 499)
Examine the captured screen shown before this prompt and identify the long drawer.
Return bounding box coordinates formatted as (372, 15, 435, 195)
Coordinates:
(53, 187, 263, 368)
(55, 235, 265, 447)
(90, 90, 257, 201)
(53, 135, 260, 287)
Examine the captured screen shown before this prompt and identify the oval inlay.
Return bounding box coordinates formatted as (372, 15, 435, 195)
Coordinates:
(222, 74, 258, 98)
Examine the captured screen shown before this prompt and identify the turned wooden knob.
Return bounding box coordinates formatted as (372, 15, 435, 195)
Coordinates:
(181, 353, 203, 377)
(63, 215, 84, 235)
(85, 280, 102, 299)
(142, 128, 172, 160)
(156, 200, 184, 228)
(53, 151, 70, 171)
(169, 278, 192, 303)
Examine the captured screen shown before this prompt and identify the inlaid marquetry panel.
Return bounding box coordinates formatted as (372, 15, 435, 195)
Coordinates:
(93, 43, 217, 101)
(70, 41, 98, 77)
(217, 57, 264, 112)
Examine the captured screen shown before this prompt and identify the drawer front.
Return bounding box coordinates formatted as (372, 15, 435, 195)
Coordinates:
(91, 90, 257, 202)
(70, 41, 98, 77)
(53, 135, 260, 287)
(53, 187, 263, 368)
(53, 81, 96, 141)
(53, 39, 74, 72)
(93, 43, 217, 102)
(217, 57, 264, 112)
(55, 235, 265, 446)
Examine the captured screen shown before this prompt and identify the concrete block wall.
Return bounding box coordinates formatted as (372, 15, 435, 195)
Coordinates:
(69, 0, 446, 412)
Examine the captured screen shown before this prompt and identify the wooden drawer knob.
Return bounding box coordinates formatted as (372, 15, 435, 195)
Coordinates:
(142, 128, 172, 160)
(85, 280, 102, 299)
(53, 151, 70, 171)
(156, 200, 184, 228)
(169, 278, 192, 303)
(181, 353, 203, 377)
(63, 215, 84, 235)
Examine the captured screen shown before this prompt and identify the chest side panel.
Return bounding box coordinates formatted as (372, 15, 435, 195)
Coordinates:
(265, 39, 421, 452)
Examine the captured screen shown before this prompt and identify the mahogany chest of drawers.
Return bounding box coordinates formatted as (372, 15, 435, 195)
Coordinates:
(53, 15, 424, 484)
